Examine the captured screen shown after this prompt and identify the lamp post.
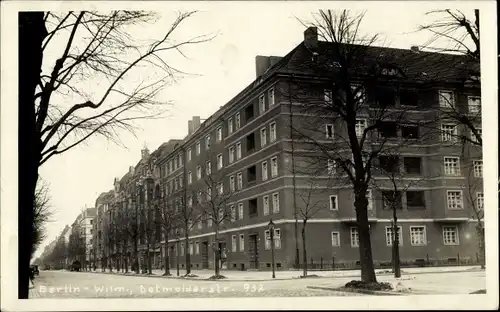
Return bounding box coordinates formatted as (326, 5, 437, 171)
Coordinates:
(175, 229, 180, 276)
(268, 219, 276, 279)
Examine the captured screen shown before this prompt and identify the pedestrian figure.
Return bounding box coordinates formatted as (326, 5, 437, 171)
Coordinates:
(29, 267, 35, 288)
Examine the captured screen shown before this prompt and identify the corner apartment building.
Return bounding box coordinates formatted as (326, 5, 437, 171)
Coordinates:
(95, 26, 482, 271)
(151, 27, 482, 271)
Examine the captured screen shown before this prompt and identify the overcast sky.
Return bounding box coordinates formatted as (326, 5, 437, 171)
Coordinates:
(32, 1, 481, 258)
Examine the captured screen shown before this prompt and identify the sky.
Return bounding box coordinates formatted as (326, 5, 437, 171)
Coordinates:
(32, 1, 481, 258)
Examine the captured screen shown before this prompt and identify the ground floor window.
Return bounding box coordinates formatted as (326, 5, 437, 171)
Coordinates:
(385, 226, 403, 246)
(443, 226, 459, 245)
(410, 226, 426, 246)
(350, 227, 359, 247)
(331, 231, 340, 247)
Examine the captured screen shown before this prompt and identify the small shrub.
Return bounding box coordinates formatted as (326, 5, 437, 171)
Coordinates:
(208, 274, 227, 280)
(344, 280, 393, 291)
(183, 273, 199, 278)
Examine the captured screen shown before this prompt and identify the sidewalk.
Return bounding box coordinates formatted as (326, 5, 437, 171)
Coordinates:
(28, 280, 42, 299)
(85, 265, 483, 282)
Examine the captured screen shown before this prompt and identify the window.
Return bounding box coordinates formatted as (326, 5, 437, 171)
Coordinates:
(443, 226, 459, 245)
(272, 193, 280, 213)
(236, 113, 241, 129)
(217, 127, 223, 142)
(406, 191, 426, 210)
(232, 235, 237, 252)
(263, 195, 270, 215)
(207, 217, 212, 228)
(189, 242, 194, 255)
(404, 157, 421, 174)
(274, 229, 281, 249)
(170, 160, 174, 172)
(230, 205, 236, 221)
(441, 124, 457, 142)
(366, 189, 373, 210)
(217, 182, 224, 195)
(229, 146, 235, 164)
(325, 124, 334, 139)
(379, 156, 399, 174)
(206, 187, 212, 201)
(400, 89, 419, 107)
(410, 226, 426, 246)
(236, 142, 242, 159)
(187, 148, 192, 162)
(268, 88, 275, 106)
(476, 192, 484, 210)
(228, 118, 233, 134)
(197, 219, 202, 229)
(180, 243, 185, 256)
(174, 178, 178, 190)
(264, 230, 271, 250)
(246, 133, 256, 153)
(329, 195, 338, 210)
(352, 84, 365, 104)
(262, 161, 268, 181)
(473, 160, 483, 177)
(355, 119, 366, 138)
(382, 191, 402, 210)
(187, 171, 192, 184)
(331, 232, 340, 247)
(472, 128, 482, 142)
(245, 104, 255, 122)
(239, 234, 245, 251)
(230, 176, 235, 192)
(179, 175, 183, 188)
(350, 227, 359, 247)
(327, 159, 337, 175)
(237, 172, 243, 189)
(206, 160, 212, 175)
(444, 157, 460, 176)
(385, 226, 403, 246)
(178, 154, 183, 167)
(447, 190, 463, 210)
(468, 96, 481, 113)
(195, 242, 200, 255)
(439, 90, 455, 108)
(378, 121, 398, 138)
(324, 89, 333, 104)
(238, 203, 244, 220)
(196, 142, 201, 155)
(247, 165, 257, 183)
(260, 128, 267, 147)
(217, 154, 223, 169)
(270, 122, 277, 142)
(173, 159, 177, 171)
(196, 165, 202, 180)
(249, 198, 258, 217)
(206, 135, 211, 149)
(401, 125, 419, 139)
(259, 94, 266, 114)
(271, 156, 278, 177)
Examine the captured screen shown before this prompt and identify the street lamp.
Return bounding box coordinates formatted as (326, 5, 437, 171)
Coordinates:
(175, 229, 180, 276)
(268, 219, 276, 279)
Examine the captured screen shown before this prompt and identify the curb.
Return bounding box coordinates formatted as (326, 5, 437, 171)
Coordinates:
(307, 286, 404, 296)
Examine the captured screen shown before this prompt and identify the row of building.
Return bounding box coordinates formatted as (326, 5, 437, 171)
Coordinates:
(42, 27, 483, 272)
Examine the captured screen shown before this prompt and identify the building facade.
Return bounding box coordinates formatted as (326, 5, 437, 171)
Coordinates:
(92, 27, 482, 271)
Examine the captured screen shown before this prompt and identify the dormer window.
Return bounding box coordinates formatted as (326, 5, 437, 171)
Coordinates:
(381, 67, 399, 76)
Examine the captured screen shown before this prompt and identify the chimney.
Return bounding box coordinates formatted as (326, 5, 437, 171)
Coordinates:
(188, 120, 194, 135)
(410, 46, 420, 53)
(192, 116, 201, 132)
(304, 27, 318, 50)
(255, 55, 270, 78)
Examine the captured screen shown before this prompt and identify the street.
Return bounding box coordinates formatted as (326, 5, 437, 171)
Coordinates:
(31, 270, 361, 298)
(30, 268, 486, 298)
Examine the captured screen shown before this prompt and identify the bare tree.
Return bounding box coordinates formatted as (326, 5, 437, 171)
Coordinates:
(196, 158, 235, 278)
(158, 189, 180, 276)
(296, 178, 329, 277)
(286, 9, 415, 283)
(419, 10, 479, 61)
(33, 179, 54, 258)
(18, 11, 214, 297)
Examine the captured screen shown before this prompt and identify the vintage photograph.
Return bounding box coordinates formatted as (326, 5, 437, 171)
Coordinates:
(1, 0, 498, 310)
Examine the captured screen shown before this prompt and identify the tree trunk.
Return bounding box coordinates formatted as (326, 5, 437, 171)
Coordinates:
(164, 232, 171, 276)
(302, 221, 308, 277)
(185, 222, 191, 275)
(476, 223, 485, 268)
(354, 195, 377, 283)
(146, 242, 152, 274)
(214, 231, 220, 277)
(18, 11, 47, 299)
